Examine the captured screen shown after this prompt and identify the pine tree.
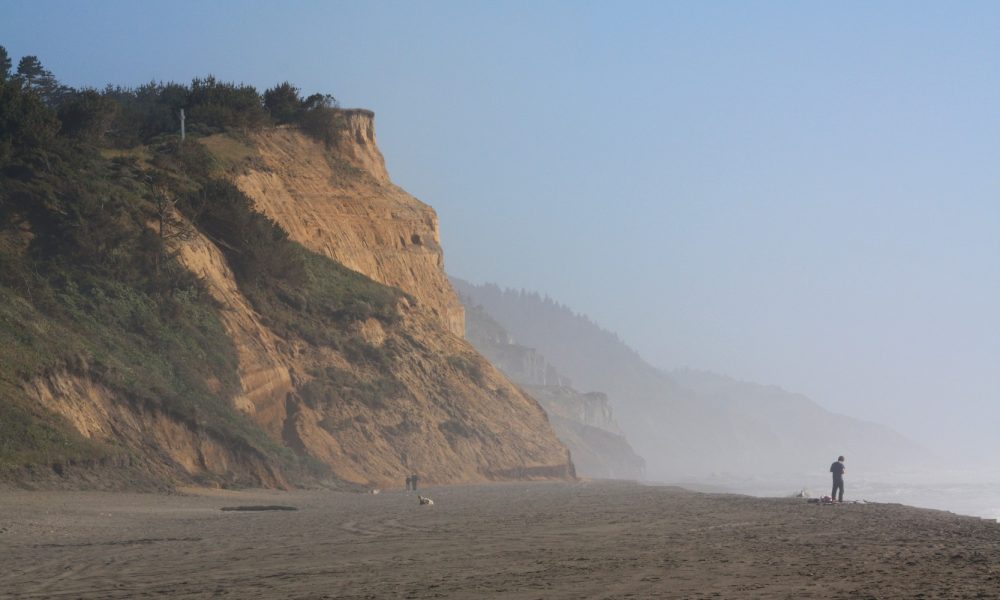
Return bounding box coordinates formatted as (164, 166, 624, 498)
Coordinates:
(14, 55, 68, 106)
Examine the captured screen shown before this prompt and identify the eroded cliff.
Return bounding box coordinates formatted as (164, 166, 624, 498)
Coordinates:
(23, 371, 289, 489)
(1, 100, 572, 489)
(172, 116, 574, 487)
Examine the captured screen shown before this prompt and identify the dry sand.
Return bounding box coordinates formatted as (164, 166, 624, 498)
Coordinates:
(1, 480, 999, 599)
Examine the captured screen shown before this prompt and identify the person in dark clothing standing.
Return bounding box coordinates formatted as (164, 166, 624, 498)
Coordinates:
(830, 456, 846, 502)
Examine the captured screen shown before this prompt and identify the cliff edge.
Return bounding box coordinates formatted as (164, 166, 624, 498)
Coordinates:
(233, 113, 465, 338)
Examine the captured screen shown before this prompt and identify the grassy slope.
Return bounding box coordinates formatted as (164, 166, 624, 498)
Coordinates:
(0, 122, 413, 485)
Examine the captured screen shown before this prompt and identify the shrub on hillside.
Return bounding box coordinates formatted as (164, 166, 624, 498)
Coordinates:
(103, 82, 189, 147)
(0, 77, 60, 165)
(188, 76, 269, 132)
(263, 82, 302, 124)
(297, 106, 346, 146)
(57, 89, 119, 144)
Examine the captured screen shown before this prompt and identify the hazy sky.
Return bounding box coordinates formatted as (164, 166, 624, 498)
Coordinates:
(3, 1, 998, 454)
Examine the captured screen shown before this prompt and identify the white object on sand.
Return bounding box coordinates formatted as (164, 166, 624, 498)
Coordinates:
(418, 495, 434, 506)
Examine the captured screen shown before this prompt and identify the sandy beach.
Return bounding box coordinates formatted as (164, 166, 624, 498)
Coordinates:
(1, 481, 999, 599)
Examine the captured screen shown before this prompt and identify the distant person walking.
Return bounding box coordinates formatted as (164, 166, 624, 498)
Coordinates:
(830, 456, 846, 502)
(405, 475, 412, 491)
(411, 474, 419, 491)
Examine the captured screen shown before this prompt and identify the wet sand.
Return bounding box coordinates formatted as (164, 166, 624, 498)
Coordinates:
(1, 480, 999, 599)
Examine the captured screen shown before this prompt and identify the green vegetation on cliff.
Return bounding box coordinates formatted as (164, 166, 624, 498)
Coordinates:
(0, 47, 404, 485)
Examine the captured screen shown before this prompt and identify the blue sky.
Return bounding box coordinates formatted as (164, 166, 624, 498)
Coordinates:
(3, 1, 999, 453)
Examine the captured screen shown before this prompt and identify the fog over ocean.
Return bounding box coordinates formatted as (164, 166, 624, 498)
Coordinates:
(667, 469, 1000, 522)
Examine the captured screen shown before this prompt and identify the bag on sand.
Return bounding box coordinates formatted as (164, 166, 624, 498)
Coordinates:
(808, 496, 836, 504)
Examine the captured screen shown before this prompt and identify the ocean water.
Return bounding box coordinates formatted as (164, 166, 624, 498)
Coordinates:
(842, 479, 1000, 522)
(670, 470, 1000, 522)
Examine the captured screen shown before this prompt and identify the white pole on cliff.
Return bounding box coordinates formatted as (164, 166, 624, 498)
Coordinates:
(179, 108, 186, 142)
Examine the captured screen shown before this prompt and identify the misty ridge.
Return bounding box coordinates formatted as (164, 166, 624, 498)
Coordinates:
(452, 277, 925, 483)
(461, 295, 645, 480)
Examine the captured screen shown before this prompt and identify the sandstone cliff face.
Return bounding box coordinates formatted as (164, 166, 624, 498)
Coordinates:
(23, 372, 288, 489)
(233, 115, 465, 337)
(169, 119, 574, 487)
(173, 221, 296, 437)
